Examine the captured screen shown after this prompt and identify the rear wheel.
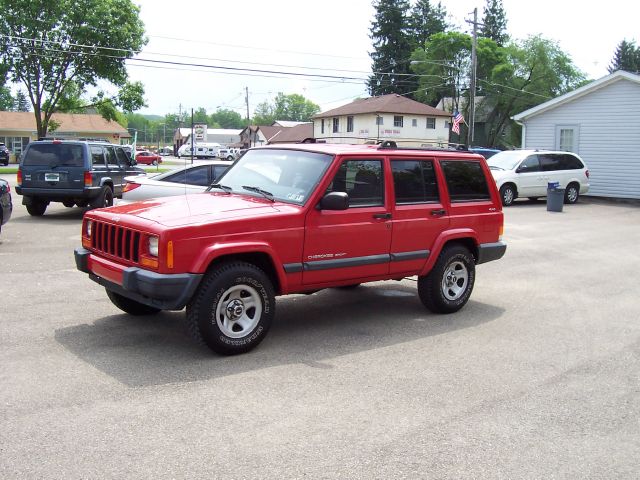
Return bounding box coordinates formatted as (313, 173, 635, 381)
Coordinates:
(106, 289, 161, 315)
(418, 245, 476, 314)
(91, 186, 113, 209)
(564, 183, 580, 204)
(26, 199, 48, 216)
(62, 200, 75, 208)
(186, 261, 275, 355)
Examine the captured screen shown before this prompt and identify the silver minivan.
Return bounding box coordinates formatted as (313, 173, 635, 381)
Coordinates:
(487, 150, 590, 206)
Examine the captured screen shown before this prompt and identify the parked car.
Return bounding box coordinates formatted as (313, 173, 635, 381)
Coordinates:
(0, 143, 10, 166)
(76, 142, 506, 355)
(135, 150, 162, 166)
(16, 139, 145, 216)
(217, 147, 240, 160)
(469, 147, 501, 159)
(487, 150, 590, 206)
(0, 178, 12, 235)
(121, 160, 233, 202)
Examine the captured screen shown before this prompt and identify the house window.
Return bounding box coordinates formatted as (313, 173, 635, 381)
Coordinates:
(426, 117, 436, 129)
(394, 116, 403, 128)
(412, 119, 417, 127)
(347, 116, 354, 133)
(332, 118, 339, 133)
(376, 116, 384, 126)
(556, 126, 578, 152)
(321, 119, 325, 134)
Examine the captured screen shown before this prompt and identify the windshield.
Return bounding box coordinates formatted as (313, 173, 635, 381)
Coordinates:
(22, 144, 84, 167)
(215, 149, 333, 205)
(486, 151, 526, 170)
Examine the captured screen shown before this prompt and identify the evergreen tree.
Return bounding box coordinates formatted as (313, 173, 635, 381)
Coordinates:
(409, 0, 448, 49)
(15, 90, 31, 111)
(367, 0, 414, 97)
(608, 40, 640, 73)
(481, 0, 508, 46)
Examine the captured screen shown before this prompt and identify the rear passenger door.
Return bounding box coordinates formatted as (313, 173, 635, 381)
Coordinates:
(389, 158, 449, 275)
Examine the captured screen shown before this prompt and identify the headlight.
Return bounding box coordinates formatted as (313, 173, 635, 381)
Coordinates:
(148, 235, 159, 257)
(86, 220, 93, 237)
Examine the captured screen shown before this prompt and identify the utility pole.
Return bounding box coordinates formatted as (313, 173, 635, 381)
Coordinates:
(190, 108, 194, 165)
(466, 8, 480, 147)
(245, 86, 250, 125)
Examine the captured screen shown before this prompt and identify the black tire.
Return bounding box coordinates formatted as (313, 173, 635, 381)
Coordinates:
(186, 261, 275, 355)
(62, 200, 75, 208)
(564, 183, 580, 204)
(91, 186, 113, 209)
(499, 184, 516, 207)
(335, 284, 361, 290)
(152, 160, 158, 166)
(106, 289, 161, 315)
(76, 200, 89, 208)
(26, 199, 48, 216)
(226, 155, 234, 161)
(418, 245, 476, 314)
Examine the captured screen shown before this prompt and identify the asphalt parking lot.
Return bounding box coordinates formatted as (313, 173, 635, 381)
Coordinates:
(1, 173, 639, 479)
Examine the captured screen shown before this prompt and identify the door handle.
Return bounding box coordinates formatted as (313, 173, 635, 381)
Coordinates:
(373, 213, 392, 219)
(430, 209, 446, 216)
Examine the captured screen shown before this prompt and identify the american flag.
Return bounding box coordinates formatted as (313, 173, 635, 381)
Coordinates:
(452, 111, 464, 135)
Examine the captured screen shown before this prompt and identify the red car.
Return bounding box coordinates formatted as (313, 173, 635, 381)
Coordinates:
(75, 142, 506, 355)
(135, 150, 162, 166)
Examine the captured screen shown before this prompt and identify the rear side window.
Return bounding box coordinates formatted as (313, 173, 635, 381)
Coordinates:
(558, 154, 584, 170)
(391, 159, 439, 204)
(22, 144, 84, 167)
(91, 146, 105, 166)
(440, 160, 490, 202)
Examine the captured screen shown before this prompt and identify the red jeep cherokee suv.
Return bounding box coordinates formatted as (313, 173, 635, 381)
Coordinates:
(75, 142, 506, 355)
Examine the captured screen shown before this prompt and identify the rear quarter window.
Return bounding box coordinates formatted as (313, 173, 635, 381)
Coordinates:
(440, 160, 490, 202)
(22, 144, 85, 167)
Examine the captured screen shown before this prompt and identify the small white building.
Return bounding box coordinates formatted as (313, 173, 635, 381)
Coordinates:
(513, 71, 640, 199)
(313, 94, 451, 146)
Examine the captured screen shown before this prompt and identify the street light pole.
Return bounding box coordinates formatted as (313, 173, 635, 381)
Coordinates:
(467, 8, 479, 147)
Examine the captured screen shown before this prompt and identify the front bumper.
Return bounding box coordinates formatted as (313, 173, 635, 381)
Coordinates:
(75, 247, 202, 310)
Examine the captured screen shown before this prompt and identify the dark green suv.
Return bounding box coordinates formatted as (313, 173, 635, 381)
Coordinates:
(16, 140, 145, 216)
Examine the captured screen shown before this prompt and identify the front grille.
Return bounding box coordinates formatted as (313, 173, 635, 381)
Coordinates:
(91, 221, 141, 264)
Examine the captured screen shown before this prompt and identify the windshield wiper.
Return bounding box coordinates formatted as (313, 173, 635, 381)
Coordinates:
(242, 185, 274, 201)
(207, 183, 233, 193)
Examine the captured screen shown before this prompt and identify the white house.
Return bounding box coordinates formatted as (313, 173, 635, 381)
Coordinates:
(513, 71, 640, 199)
(313, 94, 451, 146)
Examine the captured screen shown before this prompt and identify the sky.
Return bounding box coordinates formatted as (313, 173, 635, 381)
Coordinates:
(126, 0, 640, 117)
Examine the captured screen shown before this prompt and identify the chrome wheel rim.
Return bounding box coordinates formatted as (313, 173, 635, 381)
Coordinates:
(441, 261, 469, 301)
(215, 284, 262, 338)
(567, 187, 578, 202)
(503, 188, 514, 204)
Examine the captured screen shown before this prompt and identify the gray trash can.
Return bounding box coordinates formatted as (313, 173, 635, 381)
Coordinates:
(547, 182, 564, 212)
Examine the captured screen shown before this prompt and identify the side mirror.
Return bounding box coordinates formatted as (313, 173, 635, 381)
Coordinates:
(319, 191, 349, 210)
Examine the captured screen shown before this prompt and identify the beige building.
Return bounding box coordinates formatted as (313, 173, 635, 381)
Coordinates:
(313, 94, 451, 146)
(0, 111, 129, 162)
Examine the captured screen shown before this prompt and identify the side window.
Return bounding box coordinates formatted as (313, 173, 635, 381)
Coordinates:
(517, 155, 540, 173)
(91, 146, 105, 166)
(558, 154, 584, 170)
(165, 166, 209, 186)
(391, 160, 439, 204)
(115, 147, 130, 166)
(212, 165, 230, 181)
(441, 160, 490, 202)
(327, 159, 384, 207)
(539, 154, 561, 171)
(104, 147, 119, 168)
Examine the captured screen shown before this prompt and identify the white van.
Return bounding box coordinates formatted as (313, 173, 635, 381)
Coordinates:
(487, 150, 590, 206)
(177, 143, 222, 159)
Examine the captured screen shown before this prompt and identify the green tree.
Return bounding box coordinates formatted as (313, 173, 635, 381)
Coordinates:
(14, 90, 31, 112)
(608, 39, 640, 73)
(0, 66, 12, 111)
(252, 100, 276, 125)
(272, 93, 320, 121)
(368, 0, 415, 96)
(481, 0, 509, 46)
(409, 0, 448, 49)
(210, 108, 245, 129)
(0, 0, 147, 137)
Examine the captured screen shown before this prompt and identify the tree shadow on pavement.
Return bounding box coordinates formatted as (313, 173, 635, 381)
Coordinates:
(54, 281, 504, 388)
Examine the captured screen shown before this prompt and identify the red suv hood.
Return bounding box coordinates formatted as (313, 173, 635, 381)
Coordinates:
(107, 193, 285, 227)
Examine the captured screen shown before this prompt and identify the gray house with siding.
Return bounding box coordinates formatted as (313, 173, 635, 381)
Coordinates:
(513, 71, 640, 199)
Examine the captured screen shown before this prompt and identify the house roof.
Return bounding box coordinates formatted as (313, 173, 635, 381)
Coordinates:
(314, 94, 450, 118)
(268, 123, 313, 143)
(0, 111, 128, 134)
(272, 120, 308, 127)
(513, 70, 640, 121)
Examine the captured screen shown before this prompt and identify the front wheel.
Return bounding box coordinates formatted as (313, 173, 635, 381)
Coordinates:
(106, 289, 161, 315)
(418, 245, 476, 314)
(186, 262, 275, 355)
